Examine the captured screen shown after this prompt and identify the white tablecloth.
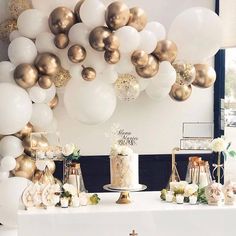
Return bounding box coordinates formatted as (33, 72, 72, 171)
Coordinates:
(18, 191, 236, 236)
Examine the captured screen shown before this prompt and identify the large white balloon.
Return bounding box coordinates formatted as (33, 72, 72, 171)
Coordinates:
(64, 79, 117, 124)
(0, 156, 16, 171)
(0, 61, 15, 84)
(17, 9, 49, 39)
(80, 0, 105, 28)
(137, 76, 151, 91)
(35, 32, 58, 54)
(0, 83, 32, 135)
(144, 21, 166, 42)
(0, 136, 24, 158)
(30, 103, 53, 127)
(0, 177, 30, 227)
(68, 23, 90, 46)
(34, 117, 58, 133)
(99, 66, 118, 84)
(139, 30, 157, 54)
(8, 37, 37, 65)
(115, 26, 140, 53)
(168, 7, 223, 63)
(0, 171, 9, 182)
(115, 54, 133, 74)
(28, 86, 47, 103)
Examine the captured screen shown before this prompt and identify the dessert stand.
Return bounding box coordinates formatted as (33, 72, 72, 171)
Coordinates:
(103, 184, 147, 204)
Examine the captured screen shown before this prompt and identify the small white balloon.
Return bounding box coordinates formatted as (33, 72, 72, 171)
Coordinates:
(17, 9, 49, 39)
(99, 66, 118, 84)
(28, 86, 47, 103)
(56, 0, 78, 10)
(137, 76, 151, 91)
(80, 0, 106, 28)
(9, 30, 21, 41)
(115, 54, 133, 74)
(57, 46, 75, 70)
(0, 61, 15, 84)
(0, 136, 24, 158)
(0, 171, 9, 181)
(115, 26, 140, 53)
(35, 159, 47, 171)
(68, 23, 90, 46)
(139, 30, 157, 54)
(144, 21, 166, 42)
(34, 117, 58, 133)
(35, 32, 58, 54)
(30, 103, 53, 127)
(44, 84, 56, 103)
(1, 156, 16, 171)
(8, 37, 37, 66)
(146, 85, 170, 101)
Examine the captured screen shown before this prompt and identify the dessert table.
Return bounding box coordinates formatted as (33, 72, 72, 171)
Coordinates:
(18, 191, 236, 236)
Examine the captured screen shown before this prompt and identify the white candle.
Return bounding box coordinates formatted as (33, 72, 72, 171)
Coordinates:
(68, 174, 80, 193)
(166, 192, 174, 202)
(199, 173, 208, 189)
(189, 195, 197, 205)
(72, 196, 80, 207)
(60, 198, 69, 208)
(176, 194, 184, 204)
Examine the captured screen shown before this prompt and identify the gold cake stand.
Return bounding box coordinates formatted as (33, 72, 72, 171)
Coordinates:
(103, 184, 147, 204)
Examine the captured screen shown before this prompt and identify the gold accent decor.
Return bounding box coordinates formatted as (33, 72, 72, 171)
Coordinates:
(116, 191, 131, 204)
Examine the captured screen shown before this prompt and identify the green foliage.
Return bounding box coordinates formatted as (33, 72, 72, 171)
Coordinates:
(89, 194, 101, 205)
(197, 188, 207, 204)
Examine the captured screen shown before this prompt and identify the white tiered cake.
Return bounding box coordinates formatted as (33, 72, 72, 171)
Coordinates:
(110, 144, 139, 189)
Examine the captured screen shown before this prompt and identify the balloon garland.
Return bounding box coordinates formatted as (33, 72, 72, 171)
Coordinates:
(0, 1, 222, 186)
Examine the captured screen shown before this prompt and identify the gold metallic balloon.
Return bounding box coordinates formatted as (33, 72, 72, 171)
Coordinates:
(131, 50, 149, 68)
(127, 7, 147, 32)
(68, 44, 86, 63)
(104, 49, 120, 64)
(174, 63, 196, 85)
(11, 154, 36, 180)
(136, 54, 159, 78)
(89, 26, 111, 51)
(74, 0, 85, 22)
(153, 40, 178, 63)
(52, 68, 71, 87)
(33, 167, 55, 184)
(32, 170, 43, 183)
(38, 75, 53, 89)
(105, 1, 130, 30)
(48, 94, 59, 109)
(8, 0, 32, 19)
(14, 123, 34, 140)
(0, 19, 17, 42)
(14, 63, 38, 89)
(169, 83, 192, 102)
(192, 64, 216, 88)
(115, 74, 140, 102)
(35, 53, 61, 76)
(48, 7, 76, 34)
(54, 33, 69, 49)
(104, 34, 120, 51)
(81, 67, 96, 81)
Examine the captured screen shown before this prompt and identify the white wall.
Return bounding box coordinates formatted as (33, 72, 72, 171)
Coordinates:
(55, 0, 215, 155)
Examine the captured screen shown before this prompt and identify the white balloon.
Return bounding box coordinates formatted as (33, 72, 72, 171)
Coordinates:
(0, 156, 16, 171)
(115, 26, 140, 53)
(28, 86, 47, 103)
(0, 136, 24, 158)
(0, 83, 32, 135)
(146, 86, 170, 101)
(34, 118, 58, 133)
(168, 7, 223, 63)
(0, 171, 9, 182)
(99, 66, 118, 84)
(64, 79, 117, 125)
(30, 103, 53, 127)
(137, 76, 151, 91)
(68, 23, 90, 46)
(44, 84, 56, 103)
(57, 46, 75, 70)
(35, 159, 47, 171)
(17, 9, 49, 39)
(9, 30, 21, 41)
(144, 21, 166, 42)
(35, 32, 58, 54)
(32, 0, 57, 16)
(0, 177, 30, 227)
(80, 0, 106, 28)
(8, 37, 37, 65)
(0, 61, 15, 84)
(56, 0, 78, 10)
(115, 54, 133, 74)
(139, 30, 157, 54)
(69, 65, 83, 80)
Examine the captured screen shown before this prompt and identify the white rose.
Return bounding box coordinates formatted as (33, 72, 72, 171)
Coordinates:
(210, 138, 226, 152)
(184, 184, 198, 197)
(62, 144, 75, 156)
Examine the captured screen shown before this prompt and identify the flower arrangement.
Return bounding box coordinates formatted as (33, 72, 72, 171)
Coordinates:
(61, 183, 77, 199)
(62, 144, 80, 162)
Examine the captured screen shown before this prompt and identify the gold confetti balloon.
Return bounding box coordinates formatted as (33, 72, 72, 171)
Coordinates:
(8, 0, 32, 19)
(173, 62, 196, 85)
(0, 19, 17, 42)
(51, 68, 71, 87)
(115, 74, 140, 102)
